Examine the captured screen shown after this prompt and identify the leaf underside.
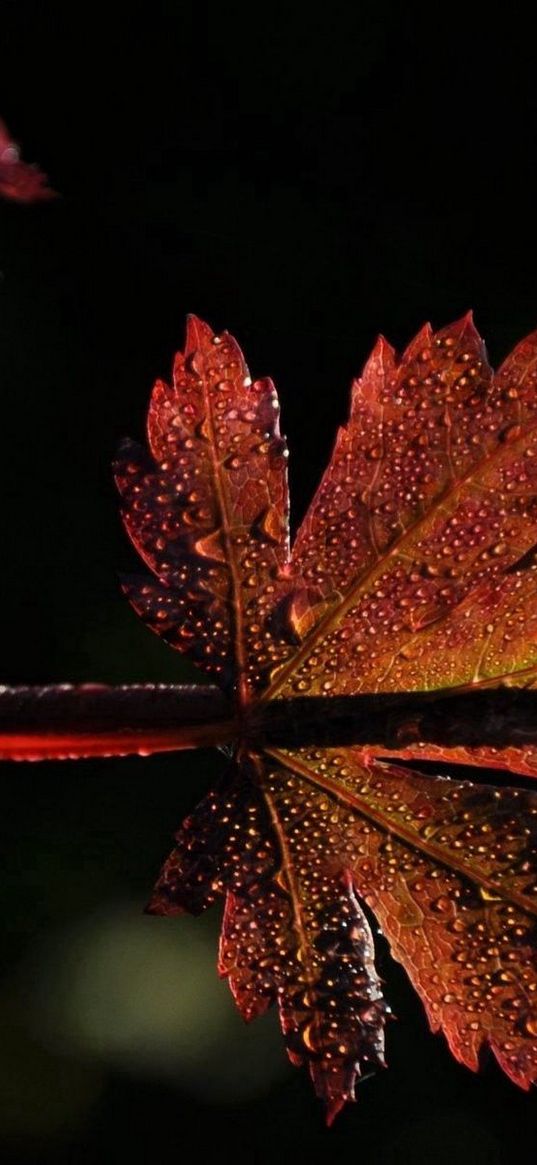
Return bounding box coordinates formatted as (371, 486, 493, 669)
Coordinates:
(124, 315, 537, 1119)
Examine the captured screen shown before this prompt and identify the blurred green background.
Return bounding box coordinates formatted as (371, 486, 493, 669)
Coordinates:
(2, 3, 537, 1161)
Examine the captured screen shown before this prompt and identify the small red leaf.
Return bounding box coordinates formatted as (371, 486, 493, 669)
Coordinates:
(0, 118, 57, 203)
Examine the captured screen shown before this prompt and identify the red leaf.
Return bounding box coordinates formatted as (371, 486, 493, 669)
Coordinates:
(10, 314, 537, 1121)
(114, 316, 304, 699)
(150, 753, 388, 1114)
(0, 118, 57, 203)
(262, 317, 537, 701)
(114, 316, 537, 1118)
(263, 745, 537, 1089)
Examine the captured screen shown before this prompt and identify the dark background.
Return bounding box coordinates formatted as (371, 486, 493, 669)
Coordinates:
(0, 3, 536, 1161)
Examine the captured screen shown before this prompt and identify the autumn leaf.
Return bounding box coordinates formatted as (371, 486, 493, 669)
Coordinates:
(113, 314, 537, 1120)
(114, 315, 304, 700)
(0, 118, 57, 203)
(263, 315, 537, 702)
(5, 313, 537, 1121)
(264, 747, 537, 1085)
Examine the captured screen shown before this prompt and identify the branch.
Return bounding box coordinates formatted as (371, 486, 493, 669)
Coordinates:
(2, 682, 537, 761)
(0, 683, 236, 759)
(247, 688, 537, 749)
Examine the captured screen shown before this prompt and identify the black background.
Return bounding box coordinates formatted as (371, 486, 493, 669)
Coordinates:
(0, 3, 536, 1161)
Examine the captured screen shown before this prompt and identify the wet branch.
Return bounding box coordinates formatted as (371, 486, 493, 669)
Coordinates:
(2, 682, 537, 760)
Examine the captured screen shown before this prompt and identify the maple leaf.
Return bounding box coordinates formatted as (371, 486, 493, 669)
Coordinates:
(114, 314, 537, 1121)
(0, 118, 57, 203)
(4, 313, 537, 1122)
(114, 316, 302, 700)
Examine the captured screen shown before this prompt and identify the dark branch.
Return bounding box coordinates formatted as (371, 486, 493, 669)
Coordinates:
(0, 683, 236, 759)
(2, 683, 537, 760)
(248, 688, 537, 749)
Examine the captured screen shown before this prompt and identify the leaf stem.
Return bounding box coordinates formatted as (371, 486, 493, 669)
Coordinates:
(3, 683, 537, 761)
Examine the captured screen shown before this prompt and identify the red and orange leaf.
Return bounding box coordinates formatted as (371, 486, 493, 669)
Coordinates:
(149, 752, 388, 1120)
(10, 314, 537, 1121)
(113, 316, 537, 1117)
(262, 318, 537, 701)
(265, 746, 537, 1090)
(357, 557, 537, 696)
(0, 118, 57, 203)
(114, 316, 303, 700)
(219, 870, 387, 1126)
